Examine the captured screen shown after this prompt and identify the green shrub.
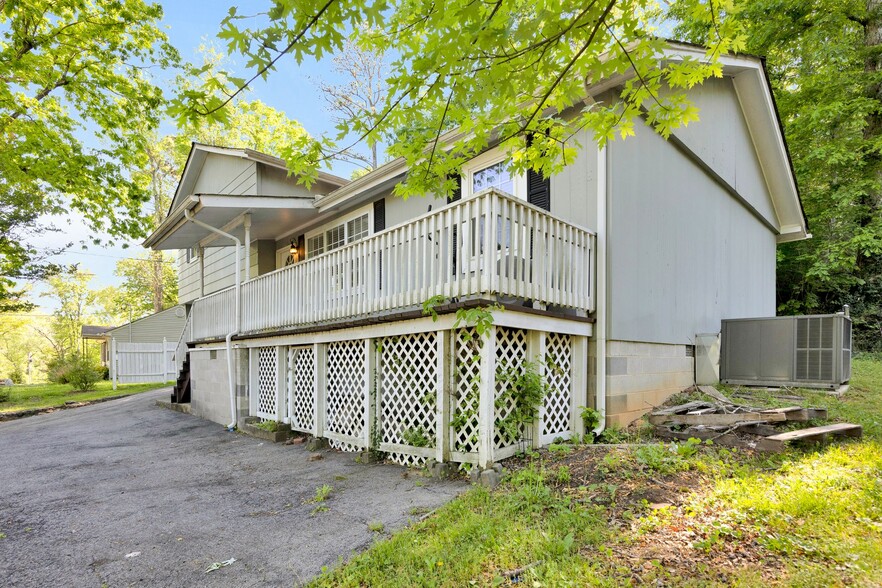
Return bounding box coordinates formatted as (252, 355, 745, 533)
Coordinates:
(0, 388, 9, 403)
(9, 367, 23, 384)
(66, 356, 101, 392)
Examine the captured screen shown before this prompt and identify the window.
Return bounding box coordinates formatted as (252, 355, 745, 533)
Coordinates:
(461, 148, 526, 200)
(472, 160, 515, 195)
(307, 235, 324, 257)
(186, 247, 199, 263)
(306, 211, 371, 258)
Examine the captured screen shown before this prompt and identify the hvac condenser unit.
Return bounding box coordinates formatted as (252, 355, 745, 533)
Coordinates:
(720, 314, 852, 390)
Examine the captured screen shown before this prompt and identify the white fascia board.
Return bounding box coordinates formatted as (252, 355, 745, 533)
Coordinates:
(315, 157, 408, 211)
(197, 194, 316, 210)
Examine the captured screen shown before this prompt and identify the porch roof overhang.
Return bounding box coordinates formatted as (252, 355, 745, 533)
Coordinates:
(144, 194, 318, 250)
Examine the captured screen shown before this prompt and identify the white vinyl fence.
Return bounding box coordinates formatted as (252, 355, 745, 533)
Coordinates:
(111, 339, 176, 387)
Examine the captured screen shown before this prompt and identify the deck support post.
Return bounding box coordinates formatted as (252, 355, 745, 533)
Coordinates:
(313, 343, 327, 438)
(275, 345, 286, 422)
(248, 348, 258, 417)
(435, 330, 451, 464)
(478, 325, 497, 469)
(363, 338, 376, 451)
(572, 336, 589, 439)
(529, 330, 546, 448)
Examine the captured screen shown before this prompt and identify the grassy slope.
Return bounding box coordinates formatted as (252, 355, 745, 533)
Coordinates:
(0, 380, 171, 414)
(311, 358, 882, 587)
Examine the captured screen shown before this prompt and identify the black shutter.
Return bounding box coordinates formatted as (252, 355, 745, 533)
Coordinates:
(297, 234, 305, 262)
(527, 168, 551, 211)
(447, 174, 462, 203)
(373, 198, 385, 232)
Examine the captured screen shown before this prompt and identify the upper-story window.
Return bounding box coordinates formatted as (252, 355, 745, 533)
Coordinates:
(186, 247, 199, 263)
(462, 148, 526, 200)
(306, 208, 371, 259)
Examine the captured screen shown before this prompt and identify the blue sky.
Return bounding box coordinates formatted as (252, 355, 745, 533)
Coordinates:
(32, 0, 357, 313)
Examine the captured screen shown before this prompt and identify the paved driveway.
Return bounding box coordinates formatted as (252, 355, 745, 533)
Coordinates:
(0, 389, 465, 587)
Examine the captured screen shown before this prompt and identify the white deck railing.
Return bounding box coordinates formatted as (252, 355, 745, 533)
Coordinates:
(191, 190, 595, 340)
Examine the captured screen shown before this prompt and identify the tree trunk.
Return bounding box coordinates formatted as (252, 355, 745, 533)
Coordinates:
(151, 251, 164, 313)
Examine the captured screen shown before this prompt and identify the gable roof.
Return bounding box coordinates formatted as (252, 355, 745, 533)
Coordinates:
(313, 42, 808, 242)
(166, 143, 350, 217)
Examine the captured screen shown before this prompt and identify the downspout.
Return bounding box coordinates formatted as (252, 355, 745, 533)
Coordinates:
(184, 209, 241, 430)
(594, 145, 608, 435)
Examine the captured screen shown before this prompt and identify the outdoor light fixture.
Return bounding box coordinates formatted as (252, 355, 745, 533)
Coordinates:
(289, 240, 297, 257)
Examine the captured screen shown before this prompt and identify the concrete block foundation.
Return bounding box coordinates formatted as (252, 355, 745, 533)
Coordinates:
(604, 340, 694, 427)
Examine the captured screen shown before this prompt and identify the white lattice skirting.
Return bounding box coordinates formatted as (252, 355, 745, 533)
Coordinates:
(248, 327, 586, 467)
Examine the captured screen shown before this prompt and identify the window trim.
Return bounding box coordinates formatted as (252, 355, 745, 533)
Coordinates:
(461, 147, 527, 201)
(185, 247, 199, 264)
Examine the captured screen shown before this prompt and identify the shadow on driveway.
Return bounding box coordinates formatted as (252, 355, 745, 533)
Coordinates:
(0, 389, 466, 587)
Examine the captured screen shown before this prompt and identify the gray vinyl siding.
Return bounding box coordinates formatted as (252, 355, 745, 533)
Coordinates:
(107, 305, 187, 343)
(666, 77, 778, 228)
(551, 129, 598, 231)
(385, 189, 446, 227)
(607, 119, 776, 345)
(177, 155, 258, 302)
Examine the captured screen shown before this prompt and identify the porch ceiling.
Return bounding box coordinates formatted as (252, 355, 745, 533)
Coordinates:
(147, 194, 319, 250)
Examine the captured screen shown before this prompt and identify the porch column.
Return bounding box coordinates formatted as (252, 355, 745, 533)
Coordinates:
(198, 245, 205, 298)
(244, 213, 252, 282)
(478, 325, 497, 469)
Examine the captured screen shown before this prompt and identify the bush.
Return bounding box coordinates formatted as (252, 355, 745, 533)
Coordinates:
(9, 367, 23, 384)
(47, 354, 101, 391)
(46, 356, 71, 384)
(0, 388, 9, 403)
(67, 357, 101, 392)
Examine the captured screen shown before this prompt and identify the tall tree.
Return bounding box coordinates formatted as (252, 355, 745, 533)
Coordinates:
(314, 33, 387, 171)
(97, 253, 178, 323)
(672, 0, 882, 350)
(170, 0, 743, 197)
(0, 0, 178, 312)
(38, 266, 100, 360)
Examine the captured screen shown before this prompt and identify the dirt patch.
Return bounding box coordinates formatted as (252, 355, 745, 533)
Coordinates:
(505, 441, 785, 583)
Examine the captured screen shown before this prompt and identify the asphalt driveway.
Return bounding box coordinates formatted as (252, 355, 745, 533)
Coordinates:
(0, 389, 466, 587)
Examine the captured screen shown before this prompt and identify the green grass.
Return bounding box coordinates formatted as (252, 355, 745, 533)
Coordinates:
(309, 358, 882, 587)
(0, 380, 171, 414)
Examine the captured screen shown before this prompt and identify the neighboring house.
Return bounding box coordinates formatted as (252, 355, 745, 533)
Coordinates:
(143, 44, 807, 470)
(90, 306, 188, 384)
(104, 304, 188, 345)
(81, 325, 115, 365)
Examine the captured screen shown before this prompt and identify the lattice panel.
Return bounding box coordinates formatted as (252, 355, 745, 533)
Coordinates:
(542, 332, 572, 439)
(255, 347, 278, 420)
(451, 328, 482, 454)
(287, 346, 315, 433)
(326, 340, 366, 451)
(494, 327, 528, 449)
(379, 333, 437, 467)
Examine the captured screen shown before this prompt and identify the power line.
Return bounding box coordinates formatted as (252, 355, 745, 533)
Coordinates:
(56, 249, 176, 264)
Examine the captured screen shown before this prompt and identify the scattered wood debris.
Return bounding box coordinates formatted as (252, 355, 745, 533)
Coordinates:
(651, 386, 861, 452)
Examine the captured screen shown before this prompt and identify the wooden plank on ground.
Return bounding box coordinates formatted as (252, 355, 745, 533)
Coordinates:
(651, 401, 714, 416)
(756, 423, 862, 452)
(697, 385, 736, 405)
(738, 423, 781, 437)
(654, 426, 755, 449)
(649, 411, 787, 426)
(761, 406, 809, 422)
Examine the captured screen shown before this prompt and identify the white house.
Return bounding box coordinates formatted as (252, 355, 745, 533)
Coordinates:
(143, 44, 807, 470)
